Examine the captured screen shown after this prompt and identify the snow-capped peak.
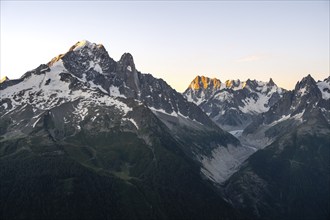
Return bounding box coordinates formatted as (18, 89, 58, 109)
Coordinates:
(71, 40, 92, 51)
(268, 78, 275, 86)
(48, 40, 109, 67)
(69, 40, 104, 52)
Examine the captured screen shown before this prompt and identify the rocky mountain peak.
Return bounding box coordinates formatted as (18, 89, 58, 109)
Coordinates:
(69, 40, 93, 51)
(118, 53, 136, 73)
(292, 74, 321, 101)
(244, 79, 259, 90)
(68, 40, 105, 52)
(48, 40, 103, 67)
(268, 78, 275, 86)
(189, 75, 221, 90)
(47, 40, 117, 78)
(295, 74, 316, 90)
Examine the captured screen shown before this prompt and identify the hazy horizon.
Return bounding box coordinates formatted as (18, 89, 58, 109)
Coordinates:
(1, 1, 329, 92)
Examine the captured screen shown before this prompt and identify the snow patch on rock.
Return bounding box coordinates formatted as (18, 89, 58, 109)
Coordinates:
(317, 80, 330, 100)
(239, 93, 269, 114)
(109, 85, 125, 98)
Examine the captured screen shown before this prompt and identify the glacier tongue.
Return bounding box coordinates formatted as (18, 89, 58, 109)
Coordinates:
(200, 143, 256, 184)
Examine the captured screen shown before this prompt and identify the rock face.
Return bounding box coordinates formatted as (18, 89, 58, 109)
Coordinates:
(0, 40, 245, 220)
(185, 76, 222, 104)
(183, 75, 284, 131)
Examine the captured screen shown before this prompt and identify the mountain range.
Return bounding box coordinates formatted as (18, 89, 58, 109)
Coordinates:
(183, 76, 284, 131)
(1, 40, 329, 220)
(183, 73, 330, 219)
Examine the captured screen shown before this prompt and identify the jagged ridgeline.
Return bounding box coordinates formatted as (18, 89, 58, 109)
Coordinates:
(0, 41, 244, 220)
(184, 75, 284, 131)
(184, 74, 330, 220)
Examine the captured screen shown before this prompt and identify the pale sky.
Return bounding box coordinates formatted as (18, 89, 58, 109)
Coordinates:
(1, 1, 329, 92)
